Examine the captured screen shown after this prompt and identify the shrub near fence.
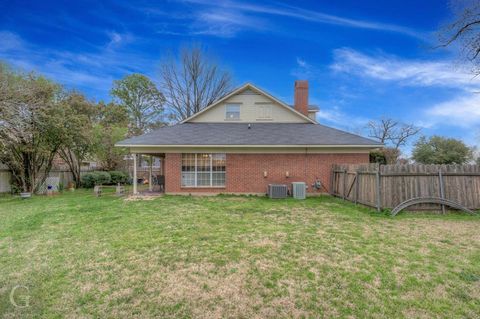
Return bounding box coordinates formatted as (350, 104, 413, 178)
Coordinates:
(81, 171, 130, 188)
(331, 163, 480, 211)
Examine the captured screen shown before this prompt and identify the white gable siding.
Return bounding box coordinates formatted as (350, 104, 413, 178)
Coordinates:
(189, 90, 310, 123)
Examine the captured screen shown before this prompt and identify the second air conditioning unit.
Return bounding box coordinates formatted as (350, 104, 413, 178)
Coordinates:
(292, 182, 306, 199)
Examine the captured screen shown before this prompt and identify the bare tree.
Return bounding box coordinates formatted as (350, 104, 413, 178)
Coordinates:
(367, 118, 421, 164)
(159, 45, 233, 121)
(391, 123, 422, 149)
(367, 118, 398, 144)
(438, 0, 480, 75)
(367, 118, 421, 149)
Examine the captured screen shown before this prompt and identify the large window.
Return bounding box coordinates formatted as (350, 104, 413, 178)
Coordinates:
(225, 104, 240, 120)
(181, 153, 226, 187)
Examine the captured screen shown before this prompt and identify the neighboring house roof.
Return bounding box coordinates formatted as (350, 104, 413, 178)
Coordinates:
(116, 123, 382, 147)
(180, 83, 316, 124)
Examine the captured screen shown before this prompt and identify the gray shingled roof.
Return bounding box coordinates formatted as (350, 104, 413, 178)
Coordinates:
(289, 104, 319, 110)
(116, 123, 382, 146)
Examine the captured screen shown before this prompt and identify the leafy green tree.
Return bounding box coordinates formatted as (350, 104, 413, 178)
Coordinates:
(0, 63, 65, 193)
(412, 136, 473, 164)
(370, 147, 401, 165)
(96, 101, 128, 125)
(57, 92, 96, 186)
(111, 74, 165, 136)
(92, 102, 129, 170)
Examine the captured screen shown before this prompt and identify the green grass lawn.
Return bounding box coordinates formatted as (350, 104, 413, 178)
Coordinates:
(1, 190, 479, 318)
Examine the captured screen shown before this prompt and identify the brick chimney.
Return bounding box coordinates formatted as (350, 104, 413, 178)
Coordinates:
(294, 80, 309, 116)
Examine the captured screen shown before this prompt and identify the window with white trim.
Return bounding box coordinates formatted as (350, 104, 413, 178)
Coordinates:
(225, 104, 240, 120)
(181, 153, 226, 187)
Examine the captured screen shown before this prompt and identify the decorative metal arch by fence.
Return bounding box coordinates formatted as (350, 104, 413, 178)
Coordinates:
(390, 197, 477, 216)
(331, 163, 480, 213)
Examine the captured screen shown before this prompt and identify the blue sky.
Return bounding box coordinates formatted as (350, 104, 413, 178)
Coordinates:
(1, 0, 479, 153)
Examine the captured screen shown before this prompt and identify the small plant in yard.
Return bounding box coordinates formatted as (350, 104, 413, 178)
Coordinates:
(10, 183, 21, 195)
(81, 171, 128, 188)
(81, 172, 99, 188)
(109, 171, 129, 185)
(81, 171, 111, 188)
(94, 171, 111, 185)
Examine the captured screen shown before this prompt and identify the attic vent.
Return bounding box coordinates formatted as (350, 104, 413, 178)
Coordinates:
(241, 89, 259, 95)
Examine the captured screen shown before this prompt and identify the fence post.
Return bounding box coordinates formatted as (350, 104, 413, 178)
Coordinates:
(133, 154, 138, 195)
(354, 170, 359, 204)
(438, 170, 445, 214)
(342, 169, 347, 200)
(375, 165, 381, 212)
(330, 165, 335, 195)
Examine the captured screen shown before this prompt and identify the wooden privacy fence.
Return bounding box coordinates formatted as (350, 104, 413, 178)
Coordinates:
(0, 169, 11, 193)
(0, 167, 160, 193)
(331, 163, 480, 211)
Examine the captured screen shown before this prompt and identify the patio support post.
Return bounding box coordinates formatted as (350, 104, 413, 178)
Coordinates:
(133, 153, 138, 195)
(149, 155, 153, 192)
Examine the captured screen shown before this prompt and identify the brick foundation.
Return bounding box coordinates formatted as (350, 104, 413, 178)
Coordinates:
(165, 153, 368, 195)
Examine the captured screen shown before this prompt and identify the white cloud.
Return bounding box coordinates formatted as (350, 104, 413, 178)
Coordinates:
(426, 93, 480, 127)
(331, 48, 480, 89)
(192, 8, 266, 37)
(106, 31, 134, 49)
(235, 2, 423, 38)
(150, 6, 267, 38)
(291, 57, 313, 79)
(181, 0, 424, 39)
(0, 30, 151, 98)
(107, 32, 122, 46)
(0, 31, 24, 52)
(316, 105, 371, 134)
(329, 48, 480, 136)
(296, 57, 308, 68)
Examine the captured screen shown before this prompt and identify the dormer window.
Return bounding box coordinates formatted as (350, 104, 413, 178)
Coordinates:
(225, 104, 240, 120)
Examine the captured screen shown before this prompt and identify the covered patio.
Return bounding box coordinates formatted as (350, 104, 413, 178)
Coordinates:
(131, 152, 165, 195)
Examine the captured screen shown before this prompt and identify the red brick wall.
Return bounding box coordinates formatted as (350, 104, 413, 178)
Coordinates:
(165, 153, 369, 195)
